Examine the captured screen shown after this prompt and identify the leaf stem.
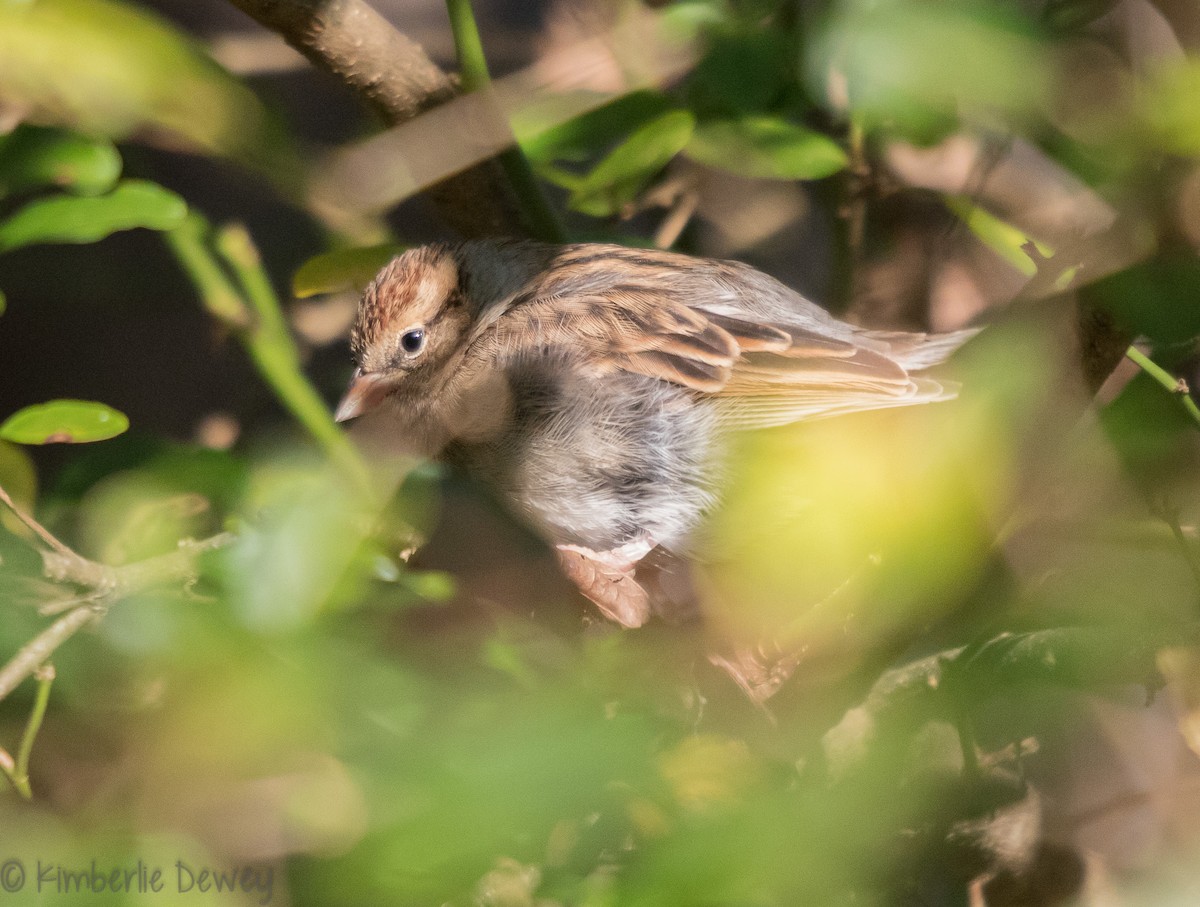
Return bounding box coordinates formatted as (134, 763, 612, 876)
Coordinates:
(444, 0, 565, 242)
(166, 215, 369, 487)
(3, 664, 55, 798)
(1126, 345, 1200, 429)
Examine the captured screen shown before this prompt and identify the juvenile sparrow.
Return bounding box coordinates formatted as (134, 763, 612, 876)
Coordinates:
(336, 241, 975, 628)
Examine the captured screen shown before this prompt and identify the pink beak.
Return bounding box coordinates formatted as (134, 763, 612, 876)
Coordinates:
(334, 369, 394, 422)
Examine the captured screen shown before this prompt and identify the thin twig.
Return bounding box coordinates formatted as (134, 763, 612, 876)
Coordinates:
(0, 532, 234, 706)
(3, 664, 54, 798)
(1126, 345, 1200, 428)
(0, 482, 77, 561)
(0, 605, 101, 703)
(0, 478, 236, 703)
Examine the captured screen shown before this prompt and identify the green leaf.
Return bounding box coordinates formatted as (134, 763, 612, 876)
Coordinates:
(0, 0, 298, 179)
(943, 195, 1052, 278)
(0, 125, 121, 198)
(292, 244, 404, 298)
(0, 400, 129, 444)
(1092, 256, 1200, 345)
(813, 3, 1049, 138)
(1142, 60, 1200, 157)
(0, 440, 37, 538)
(1042, 0, 1120, 34)
(0, 179, 187, 251)
(685, 29, 792, 115)
(568, 110, 696, 217)
(515, 90, 675, 165)
(685, 117, 848, 180)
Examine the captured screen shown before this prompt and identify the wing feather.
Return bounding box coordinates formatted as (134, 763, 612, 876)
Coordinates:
(470, 244, 967, 428)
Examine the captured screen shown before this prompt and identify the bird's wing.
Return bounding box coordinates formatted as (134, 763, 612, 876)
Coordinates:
(474, 245, 962, 427)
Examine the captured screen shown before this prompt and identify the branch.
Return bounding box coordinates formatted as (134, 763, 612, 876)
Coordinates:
(165, 213, 370, 488)
(224, 0, 533, 239)
(0, 481, 234, 703)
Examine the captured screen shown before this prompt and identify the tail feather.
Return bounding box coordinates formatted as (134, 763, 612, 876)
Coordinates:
(870, 327, 981, 372)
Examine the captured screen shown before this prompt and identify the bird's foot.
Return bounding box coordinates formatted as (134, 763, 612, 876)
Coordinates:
(555, 540, 654, 628)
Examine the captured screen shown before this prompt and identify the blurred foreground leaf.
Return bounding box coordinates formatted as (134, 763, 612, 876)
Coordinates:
(685, 116, 848, 180)
(516, 90, 675, 165)
(0, 439, 37, 538)
(1142, 59, 1200, 157)
(0, 179, 186, 251)
(568, 110, 695, 216)
(816, 1, 1049, 137)
(0, 399, 129, 444)
(1092, 256, 1200, 344)
(0, 0, 296, 176)
(292, 244, 404, 298)
(0, 125, 121, 197)
(944, 195, 1053, 278)
(685, 27, 792, 115)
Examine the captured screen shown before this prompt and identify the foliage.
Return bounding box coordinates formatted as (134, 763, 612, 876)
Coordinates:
(1, 0, 1200, 905)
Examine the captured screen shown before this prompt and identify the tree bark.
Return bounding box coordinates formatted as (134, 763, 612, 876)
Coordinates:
(225, 0, 530, 238)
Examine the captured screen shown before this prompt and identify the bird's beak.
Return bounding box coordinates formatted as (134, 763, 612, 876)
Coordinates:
(335, 369, 393, 422)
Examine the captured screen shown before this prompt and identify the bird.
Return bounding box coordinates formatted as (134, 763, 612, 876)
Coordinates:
(335, 240, 976, 630)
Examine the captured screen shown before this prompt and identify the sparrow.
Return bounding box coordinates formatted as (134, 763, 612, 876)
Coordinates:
(335, 240, 975, 629)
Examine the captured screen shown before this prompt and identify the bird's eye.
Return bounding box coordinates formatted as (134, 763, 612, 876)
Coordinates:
(400, 328, 426, 356)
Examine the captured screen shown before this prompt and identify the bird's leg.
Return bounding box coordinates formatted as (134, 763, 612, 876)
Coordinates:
(708, 643, 802, 705)
(555, 539, 654, 629)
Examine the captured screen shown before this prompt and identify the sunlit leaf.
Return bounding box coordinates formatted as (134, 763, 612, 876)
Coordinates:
(943, 195, 1053, 277)
(0, 179, 186, 251)
(292, 244, 404, 298)
(401, 569, 456, 602)
(0, 125, 121, 197)
(0, 399, 129, 444)
(568, 110, 695, 217)
(0, 0, 297, 177)
(685, 117, 848, 180)
(515, 90, 675, 165)
(1142, 59, 1200, 157)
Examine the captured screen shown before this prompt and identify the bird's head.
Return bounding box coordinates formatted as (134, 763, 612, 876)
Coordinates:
(335, 244, 472, 423)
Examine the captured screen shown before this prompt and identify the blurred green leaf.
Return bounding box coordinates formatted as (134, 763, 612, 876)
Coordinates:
(0, 179, 186, 251)
(517, 90, 675, 166)
(292, 244, 404, 298)
(815, 1, 1049, 137)
(1042, 0, 1120, 33)
(0, 0, 297, 177)
(1105, 370, 1199, 480)
(220, 462, 376, 631)
(0, 125, 121, 197)
(1142, 59, 1200, 157)
(944, 195, 1053, 277)
(685, 28, 792, 115)
(568, 110, 695, 217)
(1092, 256, 1200, 344)
(401, 569, 456, 602)
(0, 439, 37, 538)
(0, 399, 129, 444)
(960, 624, 1171, 690)
(685, 117, 848, 180)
